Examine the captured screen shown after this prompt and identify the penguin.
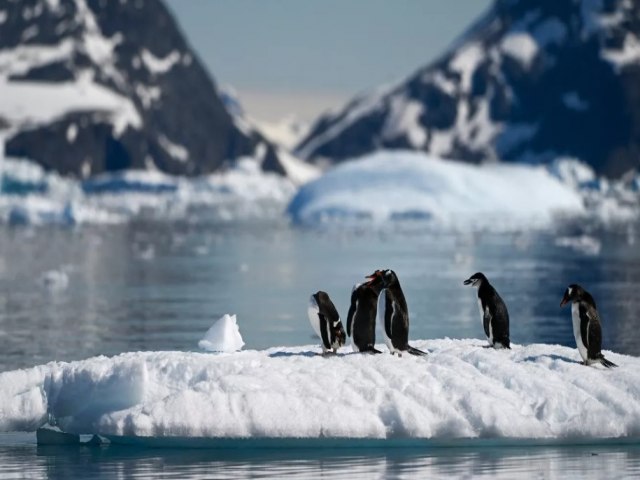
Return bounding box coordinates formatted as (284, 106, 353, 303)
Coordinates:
(308, 291, 346, 354)
(560, 284, 617, 368)
(346, 274, 383, 354)
(463, 272, 510, 349)
(371, 269, 427, 356)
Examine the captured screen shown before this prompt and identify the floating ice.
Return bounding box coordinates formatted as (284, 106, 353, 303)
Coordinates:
(288, 151, 586, 230)
(38, 269, 69, 291)
(0, 157, 297, 226)
(198, 314, 245, 353)
(0, 340, 638, 443)
(555, 235, 602, 256)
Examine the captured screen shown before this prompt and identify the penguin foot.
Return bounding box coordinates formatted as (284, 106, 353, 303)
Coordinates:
(599, 356, 618, 368)
(407, 346, 428, 356)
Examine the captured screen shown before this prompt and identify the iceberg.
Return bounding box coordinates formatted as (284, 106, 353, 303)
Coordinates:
(288, 151, 587, 230)
(1, 340, 638, 444)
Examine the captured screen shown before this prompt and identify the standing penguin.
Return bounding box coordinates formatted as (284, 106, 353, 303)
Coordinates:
(560, 284, 617, 368)
(372, 269, 427, 356)
(346, 275, 384, 354)
(308, 291, 346, 354)
(464, 272, 510, 349)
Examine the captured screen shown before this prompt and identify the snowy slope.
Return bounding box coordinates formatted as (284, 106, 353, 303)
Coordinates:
(0, 0, 296, 178)
(296, 0, 640, 178)
(1, 339, 638, 442)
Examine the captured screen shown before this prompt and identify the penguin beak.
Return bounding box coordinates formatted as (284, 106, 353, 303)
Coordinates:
(364, 273, 377, 285)
(463, 278, 473, 286)
(560, 292, 570, 307)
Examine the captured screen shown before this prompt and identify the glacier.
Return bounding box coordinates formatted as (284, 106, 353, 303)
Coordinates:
(1, 339, 638, 444)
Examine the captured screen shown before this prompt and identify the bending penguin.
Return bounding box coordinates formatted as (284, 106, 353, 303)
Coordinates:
(308, 291, 346, 354)
(464, 272, 510, 349)
(371, 269, 427, 356)
(346, 275, 384, 354)
(560, 284, 617, 368)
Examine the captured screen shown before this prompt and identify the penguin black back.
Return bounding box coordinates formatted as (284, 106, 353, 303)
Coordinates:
(464, 272, 510, 349)
(346, 275, 383, 354)
(308, 291, 346, 354)
(373, 269, 427, 356)
(560, 284, 617, 368)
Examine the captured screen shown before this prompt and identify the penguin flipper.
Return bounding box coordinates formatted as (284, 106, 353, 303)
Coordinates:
(407, 345, 428, 356)
(346, 289, 358, 337)
(318, 313, 331, 351)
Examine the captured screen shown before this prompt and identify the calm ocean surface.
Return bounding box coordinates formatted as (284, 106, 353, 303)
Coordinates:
(1, 220, 639, 478)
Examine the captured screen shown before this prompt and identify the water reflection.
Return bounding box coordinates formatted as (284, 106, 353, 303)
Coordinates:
(0, 441, 639, 479)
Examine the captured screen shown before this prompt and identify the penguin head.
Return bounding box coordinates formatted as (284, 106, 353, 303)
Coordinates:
(464, 272, 487, 288)
(365, 270, 385, 288)
(380, 269, 398, 288)
(366, 269, 398, 288)
(560, 284, 588, 307)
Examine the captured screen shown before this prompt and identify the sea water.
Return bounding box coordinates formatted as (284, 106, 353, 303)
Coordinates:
(0, 220, 639, 478)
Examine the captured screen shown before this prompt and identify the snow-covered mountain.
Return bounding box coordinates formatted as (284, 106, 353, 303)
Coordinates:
(0, 0, 295, 178)
(296, 0, 640, 178)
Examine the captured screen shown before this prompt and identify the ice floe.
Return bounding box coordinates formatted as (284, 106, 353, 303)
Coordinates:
(0, 340, 638, 443)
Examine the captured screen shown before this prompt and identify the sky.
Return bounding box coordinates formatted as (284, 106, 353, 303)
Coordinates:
(165, 1, 491, 123)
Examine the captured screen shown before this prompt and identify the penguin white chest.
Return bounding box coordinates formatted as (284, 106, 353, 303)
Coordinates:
(571, 303, 588, 362)
(307, 296, 326, 351)
(477, 298, 493, 344)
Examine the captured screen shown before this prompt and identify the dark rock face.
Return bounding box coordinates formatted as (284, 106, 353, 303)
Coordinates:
(0, 0, 277, 177)
(296, 0, 640, 178)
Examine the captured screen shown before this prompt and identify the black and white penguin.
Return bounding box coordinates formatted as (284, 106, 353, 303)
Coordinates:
(372, 269, 427, 356)
(560, 284, 617, 368)
(463, 272, 510, 349)
(346, 275, 384, 354)
(308, 291, 346, 354)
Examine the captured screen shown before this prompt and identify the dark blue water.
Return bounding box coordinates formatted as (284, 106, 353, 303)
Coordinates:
(0, 221, 639, 477)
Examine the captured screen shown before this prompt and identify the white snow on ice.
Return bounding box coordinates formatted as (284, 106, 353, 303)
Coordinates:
(0, 339, 637, 441)
(198, 314, 245, 353)
(140, 49, 181, 75)
(0, 77, 142, 135)
(288, 151, 586, 229)
(157, 134, 189, 163)
(382, 95, 427, 148)
(450, 43, 485, 92)
(500, 33, 539, 69)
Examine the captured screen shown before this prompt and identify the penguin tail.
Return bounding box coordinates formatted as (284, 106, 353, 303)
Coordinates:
(599, 356, 618, 368)
(407, 345, 428, 356)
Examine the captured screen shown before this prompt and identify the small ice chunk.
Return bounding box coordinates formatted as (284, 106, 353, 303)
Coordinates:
(38, 269, 69, 291)
(198, 314, 244, 352)
(36, 424, 80, 445)
(555, 235, 602, 256)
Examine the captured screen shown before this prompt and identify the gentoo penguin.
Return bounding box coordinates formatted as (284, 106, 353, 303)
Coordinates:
(371, 269, 427, 356)
(346, 275, 383, 354)
(308, 291, 346, 354)
(560, 284, 617, 368)
(464, 272, 510, 349)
